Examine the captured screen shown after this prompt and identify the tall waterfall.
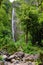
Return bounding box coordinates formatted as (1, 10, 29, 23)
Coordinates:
(12, 8, 16, 41)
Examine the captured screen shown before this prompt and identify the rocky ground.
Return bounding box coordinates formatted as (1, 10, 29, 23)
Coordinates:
(0, 51, 43, 65)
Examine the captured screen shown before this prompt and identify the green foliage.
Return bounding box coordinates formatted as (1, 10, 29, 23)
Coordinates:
(14, 39, 43, 55)
(0, 0, 12, 46)
(0, 0, 13, 54)
(0, 55, 3, 61)
(0, 0, 43, 57)
(4, 40, 17, 54)
(16, 0, 43, 45)
(16, 1, 38, 43)
(0, 8, 11, 45)
(0, 40, 17, 54)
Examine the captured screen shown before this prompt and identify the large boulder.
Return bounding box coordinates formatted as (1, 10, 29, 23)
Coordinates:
(23, 55, 34, 62)
(23, 54, 39, 62)
(2, 55, 7, 60)
(5, 51, 24, 62)
(14, 51, 25, 58)
(0, 61, 4, 65)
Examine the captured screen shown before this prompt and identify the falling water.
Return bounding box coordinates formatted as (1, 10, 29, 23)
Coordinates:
(12, 8, 16, 41)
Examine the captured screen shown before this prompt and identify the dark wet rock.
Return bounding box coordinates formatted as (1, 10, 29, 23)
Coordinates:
(39, 63, 43, 65)
(5, 54, 18, 62)
(5, 58, 11, 62)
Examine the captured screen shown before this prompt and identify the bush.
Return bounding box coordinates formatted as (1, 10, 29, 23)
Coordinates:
(0, 56, 3, 61)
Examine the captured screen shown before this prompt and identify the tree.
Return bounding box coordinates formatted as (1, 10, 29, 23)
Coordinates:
(38, 12, 43, 46)
(16, 1, 39, 44)
(0, 0, 12, 48)
(0, 0, 3, 6)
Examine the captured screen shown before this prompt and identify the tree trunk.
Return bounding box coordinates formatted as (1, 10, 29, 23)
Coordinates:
(25, 30, 28, 44)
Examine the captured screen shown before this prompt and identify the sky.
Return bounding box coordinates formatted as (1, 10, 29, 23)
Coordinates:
(9, 0, 14, 2)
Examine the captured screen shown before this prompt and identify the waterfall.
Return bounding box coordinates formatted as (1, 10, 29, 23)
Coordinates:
(12, 8, 16, 41)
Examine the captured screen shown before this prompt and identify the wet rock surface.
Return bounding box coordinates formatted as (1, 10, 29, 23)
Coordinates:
(0, 51, 40, 65)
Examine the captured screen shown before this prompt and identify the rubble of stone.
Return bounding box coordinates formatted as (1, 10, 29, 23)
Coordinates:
(0, 51, 40, 65)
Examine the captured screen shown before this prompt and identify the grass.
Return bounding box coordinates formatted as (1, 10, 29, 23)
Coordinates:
(0, 38, 43, 55)
(14, 40, 43, 54)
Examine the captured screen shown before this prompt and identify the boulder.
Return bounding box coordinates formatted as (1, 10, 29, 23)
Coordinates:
(23, 54, 40, 62)
(32, 62, 36, 65)
(0, 61, 4, 65)
(33, 54, 40, 61)
(5, 54, 17, 61)
(11, 59, 15, 63)
(39, 63, 43, 65)
(4, 61, 8, 65)
(9, 54, 17, 59)
(14, 51, 25, 58)
(24, 55, 34, 62)
(5, 51, 24, 62)
(14, 62, 29, 65)
(2, 55, 7, 60)
(14, 60, 20, 64)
